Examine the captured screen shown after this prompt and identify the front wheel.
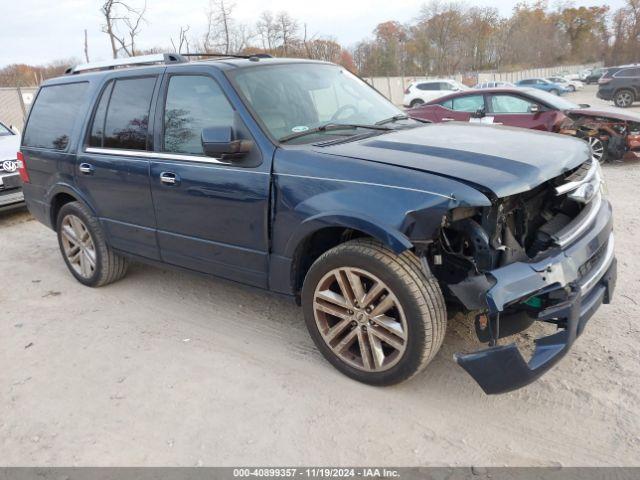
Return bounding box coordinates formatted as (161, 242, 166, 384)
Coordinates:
(550, 89, 560, 96)
(409, 99, 425, 108)
(302, 239, 447, 386)
(56, 201, 129, 287)
(568, 85, 576, 92)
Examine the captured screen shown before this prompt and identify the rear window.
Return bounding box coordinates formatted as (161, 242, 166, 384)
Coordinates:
(417, 83, 438, 91)
(23, 82, 89, 150)
(89, 76, 157, 150)
(615, 68, 640, 78)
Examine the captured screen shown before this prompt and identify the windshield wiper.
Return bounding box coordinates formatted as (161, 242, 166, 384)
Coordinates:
(279, 123, 392, 143)
(375, 114, 409, 125)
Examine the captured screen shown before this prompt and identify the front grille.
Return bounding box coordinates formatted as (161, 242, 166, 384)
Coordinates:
(579, 239, 608, 278)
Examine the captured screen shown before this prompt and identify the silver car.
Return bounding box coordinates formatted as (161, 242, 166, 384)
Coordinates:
(0, 121, 24, 211)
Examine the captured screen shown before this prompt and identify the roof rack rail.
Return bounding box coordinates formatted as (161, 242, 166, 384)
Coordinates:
(65, 53, 188, 75)
(181, 52, 273, 60)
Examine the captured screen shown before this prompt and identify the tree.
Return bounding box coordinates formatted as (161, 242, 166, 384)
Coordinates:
(100, 0, 147, 58)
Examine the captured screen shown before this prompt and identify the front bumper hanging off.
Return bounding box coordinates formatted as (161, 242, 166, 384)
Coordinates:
(452, 193, 616, 394)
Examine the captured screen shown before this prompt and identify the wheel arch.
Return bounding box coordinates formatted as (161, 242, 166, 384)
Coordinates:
(47, 184, 96, 228)
(286, 214, 414, 296)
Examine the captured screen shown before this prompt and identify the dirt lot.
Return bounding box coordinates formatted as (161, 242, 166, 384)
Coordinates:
(1, 90, 640, 466)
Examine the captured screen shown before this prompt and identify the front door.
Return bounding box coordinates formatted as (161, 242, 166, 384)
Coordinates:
(148, 70, 271, 288)
(78, 72, 162, 260)
(486, 93, 557, 131)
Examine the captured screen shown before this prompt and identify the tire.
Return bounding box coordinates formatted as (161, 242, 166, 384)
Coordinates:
(550, 89, 559, 96)
(301, 238, 447, 386)
(56, 201, 128, 287)
(614, 89, 635, 108)
(409, 99, 425, 108)
(568, 85, 576, 92)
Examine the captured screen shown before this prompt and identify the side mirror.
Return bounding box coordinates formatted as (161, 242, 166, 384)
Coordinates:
(472, 107, 486, 118)
(529, 104, 540, 114)
(201, 126, 252, 159)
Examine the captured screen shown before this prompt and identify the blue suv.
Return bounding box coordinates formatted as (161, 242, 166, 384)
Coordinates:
(516, 78, 570, 95)
(18, 54, 616, 394)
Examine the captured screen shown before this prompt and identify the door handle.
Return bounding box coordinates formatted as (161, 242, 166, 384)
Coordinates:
(79, 163, 94, 175)
(160, 171, 179, 185)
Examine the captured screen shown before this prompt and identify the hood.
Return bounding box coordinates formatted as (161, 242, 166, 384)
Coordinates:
(313, 123, 590, 198)
(569, 108, 640, 124)
(0, 134, 20, 161)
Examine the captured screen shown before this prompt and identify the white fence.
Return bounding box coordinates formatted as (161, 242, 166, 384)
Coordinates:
(364, 62, 603, 105)
(0, 87, 37, 130)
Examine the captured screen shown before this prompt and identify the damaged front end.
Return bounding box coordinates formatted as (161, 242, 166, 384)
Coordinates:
(428, 159, 617, 394)
(560, 113, 640, 162)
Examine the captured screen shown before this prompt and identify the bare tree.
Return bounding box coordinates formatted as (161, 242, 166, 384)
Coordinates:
(257, 11, 280, 52)
(171, 26, 191, 54)
(100, 0, 147, 58)
(204, 0, 234, 54)
(276, 11, 298, 54)
(84, 29, 90, 62)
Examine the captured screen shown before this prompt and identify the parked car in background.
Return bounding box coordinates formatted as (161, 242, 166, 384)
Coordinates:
(19, 54, 616, 394)
(584, 68, 607, 84)
(547, 76, 584, 92)
(403, 79, 469, 107)
(474, 81, 515, 89)
(0, 120, 24, 211)
(407, 87, 640, 163)
(598, 65, 640, 108)
(515, 78, 569, 95)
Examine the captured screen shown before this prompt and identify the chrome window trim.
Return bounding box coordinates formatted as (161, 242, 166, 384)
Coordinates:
(275, 172, 454, 199)
(85, 147, 228, 164)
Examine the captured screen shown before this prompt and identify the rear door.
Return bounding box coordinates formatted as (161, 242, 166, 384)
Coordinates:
(148, 66, 271, 288)
(78, 70, 162, 260)
(486, 93, 557, 131)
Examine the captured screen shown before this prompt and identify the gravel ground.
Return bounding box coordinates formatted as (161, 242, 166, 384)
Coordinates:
(1, 89, 639, 466)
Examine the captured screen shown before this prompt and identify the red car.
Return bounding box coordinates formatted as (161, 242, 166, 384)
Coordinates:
(408, 87, 640, 163)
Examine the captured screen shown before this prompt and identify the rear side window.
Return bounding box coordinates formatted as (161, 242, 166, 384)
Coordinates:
(616, 68, 640, 78)
(89, 76, 156, 150)
(23, 82, 89, 150)
(417, 83, 438, 91)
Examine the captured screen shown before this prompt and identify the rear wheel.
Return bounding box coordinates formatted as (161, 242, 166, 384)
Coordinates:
(409, 99, 425, 108)
(302, 239, 447, 386)
(56, 201, 128, 287)
(568, 85, 576, 92)
(614, 89, 635, 108)
(588, 136, 607, 164)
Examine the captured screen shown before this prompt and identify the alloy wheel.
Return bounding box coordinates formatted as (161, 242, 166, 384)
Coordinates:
(616, 91, 633, 108)
(312, 267, 408, 372)
(60, 214, 97, 279)
(588, 137, 606, 164)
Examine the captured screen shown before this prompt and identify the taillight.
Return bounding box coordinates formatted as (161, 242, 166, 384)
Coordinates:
(16, 151, 30, 183)
(404, 87, 410, 94)
(598, 77, 611, 84)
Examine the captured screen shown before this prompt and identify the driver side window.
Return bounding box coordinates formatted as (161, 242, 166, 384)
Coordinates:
(163, 75, 234, 155)
(490, 95, 537, 114)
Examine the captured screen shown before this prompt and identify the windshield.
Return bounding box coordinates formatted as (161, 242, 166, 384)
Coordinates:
(524, 89, 580, 110)
(231, 63, 403, 142)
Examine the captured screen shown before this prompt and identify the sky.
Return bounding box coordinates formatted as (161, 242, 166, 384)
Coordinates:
(0, 0, 628, 68)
